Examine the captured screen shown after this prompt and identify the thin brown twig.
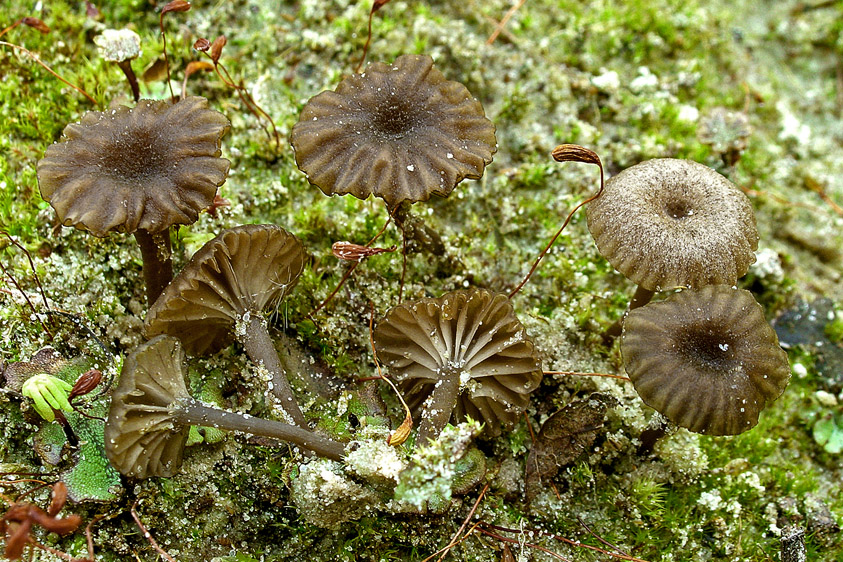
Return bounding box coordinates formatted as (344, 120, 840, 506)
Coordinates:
(0, 256, 53, 339)
(0, 41, 97, 105)
(475, 526, 573, 561)
(130, 500, 176, 562)
(509, 145, 604, 298)
(486, 0, 528, 45)
(369, 300, 413, 446)
(576, 515, 631, 557)
(309, 211, 394, 317)
(1, 233, 50, 314)
(483, 523, 651, 562)
(543, 370, 631, 382)
(419, 483, 489, 562)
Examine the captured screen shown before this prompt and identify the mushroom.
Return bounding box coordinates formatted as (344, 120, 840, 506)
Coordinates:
(94, 28, 142, 102)
(37, 96, 231, 304)
(374, 288, 542, 441)
(290, 54, 497, 210)
(145, 224, 308, 426)
(104, 335, 345, 478)
(620, 285, 790, 435)
(586, 158, 758, 314)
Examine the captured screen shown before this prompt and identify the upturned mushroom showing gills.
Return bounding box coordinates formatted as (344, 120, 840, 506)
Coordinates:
(145, 224, 308, 427)
(586, 158, 758, 313)
(36, 96, 231, 304)
(290, 54, 497, 209)
(374, 288, 542, 442)
(621, 285, 790, 436)
(105, 336, 344, 478)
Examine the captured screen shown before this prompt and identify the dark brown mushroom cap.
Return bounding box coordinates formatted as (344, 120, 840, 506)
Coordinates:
(374, 288, 542, 436)
(586, 158, 758, 291)
(145, 224, 307, 355)
(37, 96, 230, 237)
(621, 285, 790, 435)
(290, 54, 497, 209)
(104, 335, 191, 478)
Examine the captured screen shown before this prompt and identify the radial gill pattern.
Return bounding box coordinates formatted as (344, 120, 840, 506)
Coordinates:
(105, 335, 191, 478)
(621, 285, 790, 435)
(37, 96, 230, 236)
(145, 224, 307, 355)
(586, 158, 758, 291)
(374, 289, 542, 439)
(290, 54, 497, 209)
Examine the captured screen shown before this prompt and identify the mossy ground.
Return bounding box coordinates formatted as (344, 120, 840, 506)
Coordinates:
(1, 0, 842, 560)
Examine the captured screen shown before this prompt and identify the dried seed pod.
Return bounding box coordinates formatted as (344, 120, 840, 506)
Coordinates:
(621, 285, 790, 435)
(374, 288, 542, 440)
(291, 54, 497, 209)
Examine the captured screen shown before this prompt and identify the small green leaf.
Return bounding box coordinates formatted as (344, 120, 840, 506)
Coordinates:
(813, 416, 843, 454)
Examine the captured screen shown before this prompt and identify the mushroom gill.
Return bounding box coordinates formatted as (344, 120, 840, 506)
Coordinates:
(621, 285, 790, 435)
(374, 288, 542, 441)
(290, 54, 497, 209)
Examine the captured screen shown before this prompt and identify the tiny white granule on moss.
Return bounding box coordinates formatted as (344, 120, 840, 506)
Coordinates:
(698, 490, 723, 511)
(345, 440, 407, 482)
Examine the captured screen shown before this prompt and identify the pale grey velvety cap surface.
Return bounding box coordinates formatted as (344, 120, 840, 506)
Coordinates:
(586, 158, 758, 291)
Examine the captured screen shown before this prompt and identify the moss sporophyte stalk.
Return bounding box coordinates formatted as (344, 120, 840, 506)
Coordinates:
(1, 0, 842, 560)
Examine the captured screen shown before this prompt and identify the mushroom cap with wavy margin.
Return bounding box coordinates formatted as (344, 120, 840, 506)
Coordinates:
(37, 96, 230, 237)
(104, 335, 191, 478)
(374, 288, 542, 436)
(145, 224, 307, 355)
(290, 54, 497, 209)
(621, 285, 790, 435)
(586, 159, 758, 291)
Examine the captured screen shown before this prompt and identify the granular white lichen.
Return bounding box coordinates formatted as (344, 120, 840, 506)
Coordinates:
(345, 438, 407, 484)
(290, 459, 383, 529)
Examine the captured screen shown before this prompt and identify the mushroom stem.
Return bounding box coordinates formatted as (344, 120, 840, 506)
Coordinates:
(417, 365, 462, 443)
(117, 59, 140, 102)
(603, 285, 656, 342)
(134, 229, 174, 305)
(172, 397, 344, 461)
(240, 313, 308, 427)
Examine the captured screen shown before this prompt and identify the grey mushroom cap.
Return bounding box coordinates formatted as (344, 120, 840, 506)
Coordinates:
(37, 96, 230, 237)
(290, 54, 497, 209)
(145, 224, 307, 355)
(374, 288, 542, 437)
(586, 158, 758, 291)
(104, 335, 191, 478)
(621, 285, 790, 435)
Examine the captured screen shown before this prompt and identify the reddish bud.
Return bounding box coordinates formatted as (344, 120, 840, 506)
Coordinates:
(205, 193, 231, 218)
(21, 17, 50, 34)
(387, 412, 412, 446)
(551, 144, 602, 167)
(85, 1, 102, 20)
(372, 0, 392, 14)
(161, 0, 191, 15)
(193, 38, 211, 51)
(209, 35, 226, 63)
(332, 241, 395, 262)
(47, 482, 67, 517)
(68, 368, 102, 399)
